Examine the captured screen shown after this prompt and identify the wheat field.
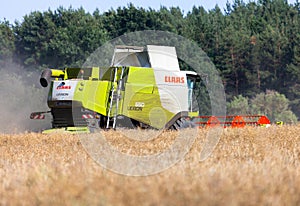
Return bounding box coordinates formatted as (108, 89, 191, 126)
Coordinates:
(0, 125, 299, 206)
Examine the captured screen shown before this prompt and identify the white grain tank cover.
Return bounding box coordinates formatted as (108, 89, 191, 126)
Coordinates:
(146, 45, 180, 71)
(148, 45, 189, 114)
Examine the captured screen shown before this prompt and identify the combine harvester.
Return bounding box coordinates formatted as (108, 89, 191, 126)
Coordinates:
(31, 45, 201, 133)
(30, 45, 271, 133)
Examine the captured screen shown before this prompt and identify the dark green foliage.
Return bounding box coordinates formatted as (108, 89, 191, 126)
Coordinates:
(0, 1, 300, 120)
(227, 95, 250, 115)
(13, 7, 108, 69)
(0, 21, 15, 67)
(250, 90, 298, 123)
(227, 91, 297, 123)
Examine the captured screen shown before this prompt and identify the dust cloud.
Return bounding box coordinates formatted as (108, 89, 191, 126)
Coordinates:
(0, 64, 51, 134)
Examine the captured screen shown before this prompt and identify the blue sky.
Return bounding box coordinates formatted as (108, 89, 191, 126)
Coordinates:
(0, 0, 298, 23)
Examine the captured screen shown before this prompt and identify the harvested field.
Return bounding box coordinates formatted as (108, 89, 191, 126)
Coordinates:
(0, 125, 299, 205)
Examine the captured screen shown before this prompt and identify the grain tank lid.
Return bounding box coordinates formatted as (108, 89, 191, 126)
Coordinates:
(111, 45, 180, 71)
(111, 45, 150, 67)
(113, 45, 144, 53)
(146, 45, 180, 71)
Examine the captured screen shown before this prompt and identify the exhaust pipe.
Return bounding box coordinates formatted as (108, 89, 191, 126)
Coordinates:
(40, 69, 65, 87)
(40, 69, 52, 87)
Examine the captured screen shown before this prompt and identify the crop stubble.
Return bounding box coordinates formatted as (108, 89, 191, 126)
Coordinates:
(0, 125, 299, 205)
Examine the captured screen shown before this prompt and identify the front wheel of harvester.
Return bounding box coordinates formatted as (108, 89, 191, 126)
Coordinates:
(171, 117, 196, 130)
(98, 115, 107, 129)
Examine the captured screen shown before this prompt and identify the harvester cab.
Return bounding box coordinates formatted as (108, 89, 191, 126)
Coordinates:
(30, 45, 202, 133)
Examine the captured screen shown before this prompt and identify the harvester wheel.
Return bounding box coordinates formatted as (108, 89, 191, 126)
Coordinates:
(172, 117, 196, 130)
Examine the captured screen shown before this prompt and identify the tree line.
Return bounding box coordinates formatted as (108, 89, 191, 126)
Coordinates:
(0, 0, 299, 122)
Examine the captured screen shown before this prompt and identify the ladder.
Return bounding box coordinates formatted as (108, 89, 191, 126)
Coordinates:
(106, 66, 125, 129)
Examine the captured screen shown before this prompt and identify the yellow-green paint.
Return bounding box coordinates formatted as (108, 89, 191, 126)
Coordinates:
(90, 67, 99, 80)
(42, 127, 90, 134)
(51, 69, 65, 78)
(127, 67, 156, 84)
(122, 67, 175, 129)
(73, 80, 111, 116)
(188, 111, 199, 117)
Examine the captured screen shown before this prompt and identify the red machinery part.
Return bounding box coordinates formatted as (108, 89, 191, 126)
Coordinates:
(257, 115, 271, 125)
(82, 114, 95, 119)
(30, 113, 45, 120)
(231, 116, 246, 128)
(206, 116, 220, 127)
(195, 115, 271, 128)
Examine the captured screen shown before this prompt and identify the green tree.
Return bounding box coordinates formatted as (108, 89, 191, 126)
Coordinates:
(48, 7, 108, 67)
(184, 6, 209, 49)
(14, 7, 108, 69)
(0, 21, 15, 67)
(285, 46, 300, 118)
(14, 10, 56, 69)
(250, 90, 297, 123)
(227, 95, 250, 115)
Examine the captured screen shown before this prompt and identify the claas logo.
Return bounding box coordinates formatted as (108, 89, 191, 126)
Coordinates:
(57, 82, 71, 90)
(164, 76, 185, 84)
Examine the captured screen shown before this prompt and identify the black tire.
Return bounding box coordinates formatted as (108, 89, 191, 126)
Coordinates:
(171, 117, 196, 130)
